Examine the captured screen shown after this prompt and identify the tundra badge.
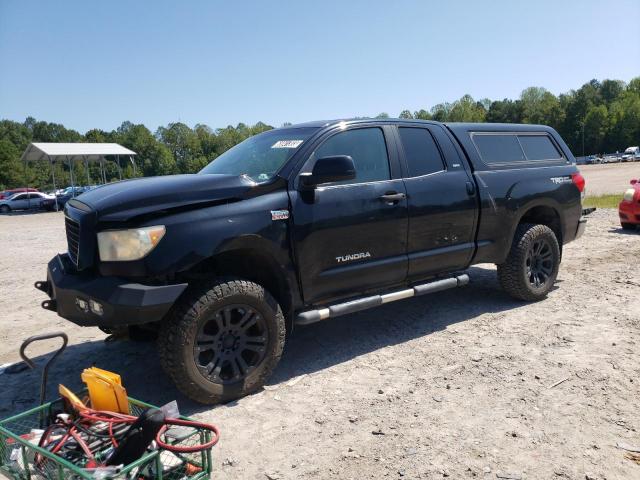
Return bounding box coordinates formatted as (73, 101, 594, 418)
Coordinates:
(336, 252, 372, 263)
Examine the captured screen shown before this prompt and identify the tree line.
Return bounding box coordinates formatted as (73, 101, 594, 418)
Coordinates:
(1, 77, 638, 190)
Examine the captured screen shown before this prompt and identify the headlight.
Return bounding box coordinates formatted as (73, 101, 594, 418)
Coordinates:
(623, 188, 636, 202)
(97, 225, 166, 262)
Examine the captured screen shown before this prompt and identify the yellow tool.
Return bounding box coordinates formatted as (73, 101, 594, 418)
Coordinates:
(81, 367, 129, 414)
(58, 384, 88, 412)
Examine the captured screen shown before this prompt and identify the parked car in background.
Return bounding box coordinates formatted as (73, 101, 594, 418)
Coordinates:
(619, 178, 640, 230)
(602, 155, 620, 164)
(55, 186, 93, 207)
(0, 192, 55, 213)
(0, 187, 39, 200)
(621, 146, 640, 162)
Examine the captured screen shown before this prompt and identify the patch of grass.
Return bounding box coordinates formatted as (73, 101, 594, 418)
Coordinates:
(583, 194, 621, 209)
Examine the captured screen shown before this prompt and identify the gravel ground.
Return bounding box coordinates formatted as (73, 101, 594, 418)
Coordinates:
(0, 208, 639, 480)
(579, 162, 638, 196)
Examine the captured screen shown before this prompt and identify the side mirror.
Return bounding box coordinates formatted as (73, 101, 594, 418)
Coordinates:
(300, 155, 356, 188)
(631, 179, 638, 185)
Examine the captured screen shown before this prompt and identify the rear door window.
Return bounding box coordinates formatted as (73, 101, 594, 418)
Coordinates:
(398, 127, 445, 177)
(518, 135, 562, 160)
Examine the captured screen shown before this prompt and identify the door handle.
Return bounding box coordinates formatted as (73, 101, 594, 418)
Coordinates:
(465, 181, 476, 196)
(379, 192, 406, 204)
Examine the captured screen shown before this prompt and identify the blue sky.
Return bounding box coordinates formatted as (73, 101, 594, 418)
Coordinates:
(1, 0, 639, 133)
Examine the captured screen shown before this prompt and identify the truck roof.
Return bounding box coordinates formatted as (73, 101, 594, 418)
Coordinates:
(287, 118, 555, 133)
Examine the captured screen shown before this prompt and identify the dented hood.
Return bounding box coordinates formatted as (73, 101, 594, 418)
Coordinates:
(74, 174, 257, 222)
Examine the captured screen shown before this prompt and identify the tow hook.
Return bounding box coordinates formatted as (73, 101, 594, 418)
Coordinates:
(41, 299, 57, 312)
(34, 280, 50, 294)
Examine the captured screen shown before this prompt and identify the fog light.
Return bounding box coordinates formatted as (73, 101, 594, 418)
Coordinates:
(75, 298, 89, 312)
(89, 300, 104, 316)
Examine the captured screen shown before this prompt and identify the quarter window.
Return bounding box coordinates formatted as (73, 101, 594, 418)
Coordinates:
(398, 127, 445, 177)
(313, 128, 390, 185)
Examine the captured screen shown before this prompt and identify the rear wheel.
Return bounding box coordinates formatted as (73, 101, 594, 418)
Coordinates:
(497, 223, 560, 301)
(158, 278, 285, 404)
(621, 222, 636, 231)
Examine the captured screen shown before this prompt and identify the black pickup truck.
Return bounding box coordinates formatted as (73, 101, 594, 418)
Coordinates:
(38, 119, 588, 404)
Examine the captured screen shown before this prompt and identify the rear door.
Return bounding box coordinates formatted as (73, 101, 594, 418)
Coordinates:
(27, 193, 42, 209)
(394, 124, 478, 280)
(290, 125, 408, 304)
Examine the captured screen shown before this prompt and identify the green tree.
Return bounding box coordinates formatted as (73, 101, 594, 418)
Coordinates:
(486, 99, 522, 123)
(583, 105, 608, 153)
(156, 122, 203, 173)
(519, 87, 564, 129)
(413, 109, 431, 120)
(447, 95, 486, 122)
(0, 139, 24, 189)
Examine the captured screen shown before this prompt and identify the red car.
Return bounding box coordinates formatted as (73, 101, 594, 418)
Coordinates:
(0, 187, 39, 200)
(619, 179, 640, 230)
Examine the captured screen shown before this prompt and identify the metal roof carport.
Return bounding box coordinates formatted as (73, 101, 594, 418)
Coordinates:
(20, 143, 137, 210)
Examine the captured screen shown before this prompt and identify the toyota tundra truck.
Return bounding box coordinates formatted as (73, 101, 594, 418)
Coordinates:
(37, 119, 589, 404)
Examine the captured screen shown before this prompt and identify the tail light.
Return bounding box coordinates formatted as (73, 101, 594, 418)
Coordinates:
(571, 172, 585, 193)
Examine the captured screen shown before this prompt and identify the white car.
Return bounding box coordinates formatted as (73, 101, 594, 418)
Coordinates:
(0, 192, 56, 213)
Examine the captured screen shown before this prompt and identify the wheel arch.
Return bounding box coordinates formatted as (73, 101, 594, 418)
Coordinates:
(517, 204, 563, 247)
(180, 236, 301, 332)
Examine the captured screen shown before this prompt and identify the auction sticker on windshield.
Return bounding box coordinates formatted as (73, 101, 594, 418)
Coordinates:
(271, 140, 304, 149)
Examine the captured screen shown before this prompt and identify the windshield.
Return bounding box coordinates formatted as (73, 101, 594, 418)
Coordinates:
(199, 127, 318, 182)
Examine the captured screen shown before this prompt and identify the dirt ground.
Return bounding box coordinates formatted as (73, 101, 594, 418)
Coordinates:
(0, 207, 639, 479)
(579, 162, 638, 196)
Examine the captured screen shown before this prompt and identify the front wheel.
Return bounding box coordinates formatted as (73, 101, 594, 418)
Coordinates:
(0, 205, 10, 214)
(158, 278, 286, 404)
(497, 223, 561, 301)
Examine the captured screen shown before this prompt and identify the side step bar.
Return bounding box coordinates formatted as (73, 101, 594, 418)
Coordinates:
(295, 274, 469, 325)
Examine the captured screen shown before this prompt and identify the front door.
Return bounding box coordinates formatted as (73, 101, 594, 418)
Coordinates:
(9, 193, 29, 210)
(290, 126, 408, 304)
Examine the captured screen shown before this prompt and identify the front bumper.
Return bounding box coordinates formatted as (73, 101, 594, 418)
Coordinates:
(39, 254, 188, 327)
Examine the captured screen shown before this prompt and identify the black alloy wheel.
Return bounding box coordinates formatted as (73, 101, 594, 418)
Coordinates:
(525, 238, 554, 288)
(497, 223, 561, 301)
(158, 278, 286, 404)
(194, 304, 268, 384)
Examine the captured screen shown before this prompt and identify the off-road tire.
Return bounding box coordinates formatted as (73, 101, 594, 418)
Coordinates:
(497, 223, 560, 301)
(0, 205, 10, 214)
(621, 222, 636, 231)
(158, 278, 286, 404)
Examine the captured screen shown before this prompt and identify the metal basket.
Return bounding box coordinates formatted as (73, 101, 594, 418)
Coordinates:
(0, 395, 213, 480)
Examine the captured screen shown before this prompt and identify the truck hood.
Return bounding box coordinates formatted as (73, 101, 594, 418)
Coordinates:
(73, 174, 257, 222)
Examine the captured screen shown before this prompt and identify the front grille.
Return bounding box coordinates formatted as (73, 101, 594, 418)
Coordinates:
(65, 217, 80, 265)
